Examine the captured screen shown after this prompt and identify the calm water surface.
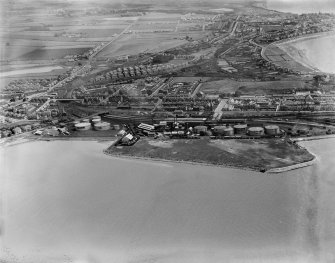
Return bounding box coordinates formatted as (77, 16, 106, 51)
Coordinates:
(278, 34, 335, 74)
(0, 66, 63, 77)
(0, 139, 334, 263)
(266, 0, 335, 14)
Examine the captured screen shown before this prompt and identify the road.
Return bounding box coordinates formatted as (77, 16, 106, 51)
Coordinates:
(90, 21, 137, 59)
(33, 20, 137, 99)
(230, 15, 240, 36)
(212, 99, 228, 120)
(212, 15, 240, 44)
(249, 38, 264, 48)
(191, 82, 203, 98)
(148, 78, 173, 99)
(35, 98, 51, 112)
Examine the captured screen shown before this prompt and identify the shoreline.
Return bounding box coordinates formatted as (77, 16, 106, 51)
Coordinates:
(2, 135, 329, 173)
(273, 30, 335, 46)
(103, 147, 316, 174)
(267, 153, 316, 173)
(261, 30, 335, 74)
(102, 149, 260, 172)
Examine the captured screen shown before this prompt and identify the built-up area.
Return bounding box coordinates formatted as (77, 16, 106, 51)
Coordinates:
(1, 4, 335, 144)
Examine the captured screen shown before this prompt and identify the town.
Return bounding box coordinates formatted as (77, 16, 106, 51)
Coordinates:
(2, 1, 335, 262)
(1, 0, 335, 170)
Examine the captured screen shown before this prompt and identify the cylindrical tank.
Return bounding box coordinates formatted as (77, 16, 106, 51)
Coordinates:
(92, 118, 101, 125)
(194, 126, 207, 134)
(223, 127, 234, 136)
(32, 123, 40, 129)
(213, 126, 226, 135)
(248, 127, 264, 136)
(72, 120, 79, 128)
(264, 125, 280, 135)
(94, 122, 111, 131)
(75, 122, 91, 131)
(234, 124, 247, 134)
(92, 116, 101, 121)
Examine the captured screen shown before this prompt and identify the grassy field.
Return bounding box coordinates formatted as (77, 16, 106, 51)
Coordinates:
(200, 78, 312, 95)
(105, 137, 314, 171)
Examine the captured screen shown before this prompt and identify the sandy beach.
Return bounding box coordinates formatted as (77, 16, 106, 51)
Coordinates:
(276, 32, 335, 74)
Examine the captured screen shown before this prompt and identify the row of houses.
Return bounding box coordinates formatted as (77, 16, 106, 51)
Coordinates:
(91, 62, 190, 84)
(0, 123, 41, 138)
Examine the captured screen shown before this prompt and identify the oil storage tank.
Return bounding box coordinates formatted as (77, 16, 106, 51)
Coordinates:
(234, 124, 247, 135)
(223, 127, 234, 136)
(113, 124, 120, 130)
(94, 122, 111, 131)
(265, 125, 280, 135)
(194, 126, 207, 135)
(75, 122, 91, 131)
(92, 116, 101, 122)
(248, 127, 264, 136)
(92, 118, 101, 125)
(213, 126, 226, 135)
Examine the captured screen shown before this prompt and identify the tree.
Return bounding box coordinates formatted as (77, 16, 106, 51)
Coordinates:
(234, 90, 242, 97)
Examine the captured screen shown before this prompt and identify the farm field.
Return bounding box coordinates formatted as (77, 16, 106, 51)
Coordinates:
(1, 4, 211, 64)
(1, 8, 136, 63)
(96, 33, 189, 58)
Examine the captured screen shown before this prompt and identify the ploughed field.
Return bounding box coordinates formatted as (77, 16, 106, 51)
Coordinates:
(106, 138, 314, 171)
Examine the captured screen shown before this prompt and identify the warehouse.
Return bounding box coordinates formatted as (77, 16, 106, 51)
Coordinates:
(138, 123, 155, 132)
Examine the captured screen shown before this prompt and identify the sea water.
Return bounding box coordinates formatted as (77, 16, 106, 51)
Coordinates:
(0, 139, 334, 262)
